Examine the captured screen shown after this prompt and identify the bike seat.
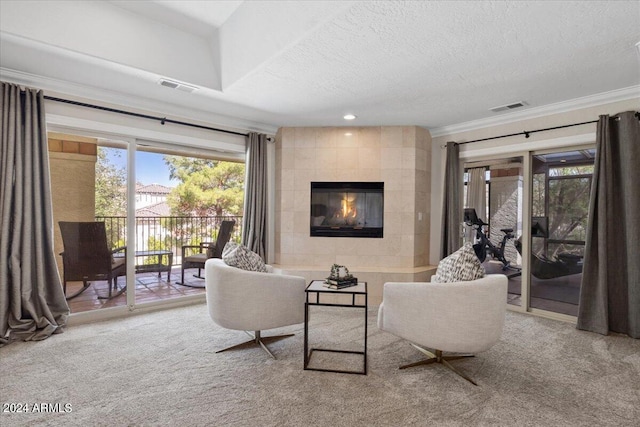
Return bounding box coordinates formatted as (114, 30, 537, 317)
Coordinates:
(500, 228, 514, 234)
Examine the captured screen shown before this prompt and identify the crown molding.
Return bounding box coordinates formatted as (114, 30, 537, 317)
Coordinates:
(429, 85, 640, 138)
(0, 68, 279, 135)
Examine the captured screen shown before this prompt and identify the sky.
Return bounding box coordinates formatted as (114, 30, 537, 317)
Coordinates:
(103, 148, 178, 187)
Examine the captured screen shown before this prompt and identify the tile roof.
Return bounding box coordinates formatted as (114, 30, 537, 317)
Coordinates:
(135, 201, 172, 217)
(136, 184, 173, 195)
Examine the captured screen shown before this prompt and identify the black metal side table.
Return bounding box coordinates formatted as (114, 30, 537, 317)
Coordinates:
(304, 280, 368, 375)
(114, 250, 173, 282)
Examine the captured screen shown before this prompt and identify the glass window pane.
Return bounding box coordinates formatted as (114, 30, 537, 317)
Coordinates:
(133, 147, 244, 301)
(532, 173, 545, 216)
(465, 159, 523, 307)
(529, 149, 594, 317)
(50, 133, 128, 313)
(547, 177, 591, 243)
(549, 165, 594, 176)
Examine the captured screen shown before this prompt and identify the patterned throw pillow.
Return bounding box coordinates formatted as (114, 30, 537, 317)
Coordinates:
(434, 243, 486, 283)
(222, 242, 268, 273)
(221, 241, 237, 258)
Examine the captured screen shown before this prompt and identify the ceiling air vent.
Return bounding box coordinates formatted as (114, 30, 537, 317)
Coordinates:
(489, 101, 527, 113)
(158, 78, 198, 93)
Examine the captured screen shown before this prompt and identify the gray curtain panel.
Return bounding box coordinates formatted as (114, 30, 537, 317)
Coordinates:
(241, 132, 268, 260)
(577, 111, 640, 339)
(0, 82, 69, 346)
(441, 141, 462, 258)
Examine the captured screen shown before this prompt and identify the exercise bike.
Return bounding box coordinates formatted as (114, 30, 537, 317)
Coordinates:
(464, 208, 521, 277)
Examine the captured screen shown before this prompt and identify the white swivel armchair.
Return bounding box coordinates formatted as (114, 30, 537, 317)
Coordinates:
(205, 258, 306, 359)
(377, 274, 508, 385)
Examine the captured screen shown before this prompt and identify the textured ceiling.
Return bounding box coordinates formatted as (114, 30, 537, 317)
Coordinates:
(1, 0, 638, 133)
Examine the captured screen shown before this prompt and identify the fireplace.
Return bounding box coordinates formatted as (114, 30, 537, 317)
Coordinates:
(310, 182, 384, 238)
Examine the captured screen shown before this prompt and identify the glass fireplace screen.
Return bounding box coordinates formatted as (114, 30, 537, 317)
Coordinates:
(310, 182, 383, 238)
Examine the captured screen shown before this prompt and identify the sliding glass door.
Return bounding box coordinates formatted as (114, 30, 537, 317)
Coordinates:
(49, 132, 129, 313)
(129, 144, 244, 304)
(49, 130, 246, 315)
(464, 145, 595, 318)
(464, 156, 524, 308)
(527, 148, 595, 316)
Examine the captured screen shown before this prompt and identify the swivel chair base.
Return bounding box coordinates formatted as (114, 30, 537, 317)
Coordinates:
(216, 330, 294, 359)
(400, 343, 478, 386)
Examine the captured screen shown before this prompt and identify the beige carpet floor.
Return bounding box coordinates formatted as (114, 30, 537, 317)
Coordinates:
(1, 303, 639, 426)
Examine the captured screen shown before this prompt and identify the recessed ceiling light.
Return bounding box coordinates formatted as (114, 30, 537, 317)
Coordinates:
(344, 132, 353, 136)
(343, 114, 357, 120)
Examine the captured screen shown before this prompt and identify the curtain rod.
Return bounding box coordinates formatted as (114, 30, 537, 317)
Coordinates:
(42, 95, 250, 137)
(452, 119, 598, 147)
(445, 112, 640, 148)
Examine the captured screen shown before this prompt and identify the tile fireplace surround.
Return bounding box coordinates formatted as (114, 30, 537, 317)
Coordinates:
(273, 126, 436, 304)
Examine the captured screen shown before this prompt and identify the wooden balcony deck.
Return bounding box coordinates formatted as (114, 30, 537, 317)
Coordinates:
(66, 267, 205, 313)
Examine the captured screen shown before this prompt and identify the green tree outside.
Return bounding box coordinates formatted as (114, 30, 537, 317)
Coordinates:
(532, 165, 593, 257)
(95, 147, 127, 217)
(164, 156, 245, 217)
(95, 147, 127, 248)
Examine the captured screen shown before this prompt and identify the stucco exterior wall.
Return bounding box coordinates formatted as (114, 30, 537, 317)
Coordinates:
(48, 134, 97, 278)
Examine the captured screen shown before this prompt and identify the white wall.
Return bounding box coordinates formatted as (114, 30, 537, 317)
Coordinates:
(136, 193, 167, 210)
(429, 97, 639, 265)
(0, 0, 219, 89)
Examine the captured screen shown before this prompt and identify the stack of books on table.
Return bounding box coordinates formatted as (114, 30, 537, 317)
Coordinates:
(323, 277, 358, 289)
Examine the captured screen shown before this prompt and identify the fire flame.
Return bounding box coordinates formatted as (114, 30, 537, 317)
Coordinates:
(341, 197, 357, 218)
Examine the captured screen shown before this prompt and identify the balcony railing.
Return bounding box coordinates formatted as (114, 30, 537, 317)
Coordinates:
(96, 215, 243, 266)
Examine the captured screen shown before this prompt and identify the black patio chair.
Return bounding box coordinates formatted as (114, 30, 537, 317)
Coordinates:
(59, 221, 127, 300)
(176, 220, 235, 288)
